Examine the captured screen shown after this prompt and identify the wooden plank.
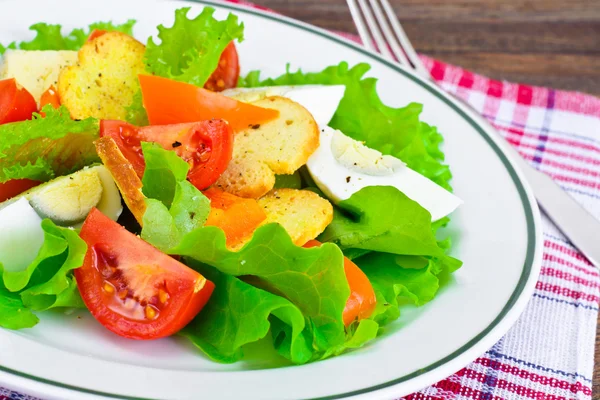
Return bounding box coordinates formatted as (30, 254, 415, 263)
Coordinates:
(252, 0, 600, 95)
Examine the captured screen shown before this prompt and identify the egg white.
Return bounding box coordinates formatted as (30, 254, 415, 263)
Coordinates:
(307, 127, 462, 221)
(223, 85, 345, 127)
(0, 198, 45, 272)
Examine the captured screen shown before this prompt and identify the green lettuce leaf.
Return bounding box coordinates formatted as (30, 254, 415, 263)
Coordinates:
(124, 90, 149, 126)
(0, 20, 136, 54)
(140, 143, 211, 250)
(0, 286, 39, 329)
(319, 186, 446, 257)
(0, 220, 87, 329)
(139, 147, 350, 357)
(180, 262, 312, 364)
(0, 106, 99, 183)
(145, 7, 244, 87)
(18, 223, 87, 311)
(356, 252, 455, 328)
(141, 142, 190, 206)
(317, 319, 379, 359)
(168, 225, 349, 352)
(398, 122, 453, 190)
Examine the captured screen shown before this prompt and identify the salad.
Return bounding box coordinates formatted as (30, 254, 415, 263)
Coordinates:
(0, 7, 462, 364)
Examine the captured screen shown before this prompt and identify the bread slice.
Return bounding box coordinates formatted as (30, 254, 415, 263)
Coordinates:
(58, 32, 145, 120)
(214, 96, 319, 198)
(258, 188, 333, 246)
(95, 136, 146, 226)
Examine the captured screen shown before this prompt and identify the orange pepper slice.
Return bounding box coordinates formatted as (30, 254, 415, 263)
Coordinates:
(204, 188, 267, 248)
(138, 74, 280, 132)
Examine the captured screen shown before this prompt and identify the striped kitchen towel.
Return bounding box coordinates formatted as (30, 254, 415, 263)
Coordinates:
(2, 1, 599, 399)
(402, 56, 600, 400)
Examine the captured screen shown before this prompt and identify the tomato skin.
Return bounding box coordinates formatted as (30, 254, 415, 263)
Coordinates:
(304, 240, 377, 326)
(0, 78, 37, 124)
(100, 119, 234, 190)
(99, 120, 147, 177)
(204, 42, 239, 92)
(138, 74, 279, 132)
(76, 208, 215, 340)
(0, 179, 40, 202)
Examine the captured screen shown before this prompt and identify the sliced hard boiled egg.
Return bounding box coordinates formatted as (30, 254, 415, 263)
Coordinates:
(223, 85, 345, 127)
(94, 166, 124, 223)
(306, 127, 462, 221)
(0, 198, 45, 272)
(29, 168, 104, 225)
(0, 49, 78, 104)
(0, 165, 123, 227)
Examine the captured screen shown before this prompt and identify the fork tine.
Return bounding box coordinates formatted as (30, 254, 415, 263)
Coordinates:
(379, 0, 431, 78)
(356, 0, 394, 59)
(368, 0, 411, 66)
(346, 0, 376, 52)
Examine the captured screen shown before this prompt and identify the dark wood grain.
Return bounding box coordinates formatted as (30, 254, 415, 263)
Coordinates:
(252, 0, 600, 397)
(254, 0, 600, 95)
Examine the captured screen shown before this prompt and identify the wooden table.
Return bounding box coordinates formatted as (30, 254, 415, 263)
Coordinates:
(253, 0, 600, 396)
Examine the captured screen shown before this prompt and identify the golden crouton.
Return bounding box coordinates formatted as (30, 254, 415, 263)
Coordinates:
(214, 96, 319, 198)
(95, 137, 146, 226)
(58, 32, 145, 120)
(258, 189, 333, 246)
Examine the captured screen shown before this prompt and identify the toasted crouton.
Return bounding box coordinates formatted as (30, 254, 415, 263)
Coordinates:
(258, 189, 333, 246)
(214, 96, 319, 198)
(58, 32, 145, 120)
(95, 137, 146, 226)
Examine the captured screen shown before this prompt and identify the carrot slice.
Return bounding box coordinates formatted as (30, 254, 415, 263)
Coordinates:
(204, 188, 267, 248)
(138, 74, 280, 132)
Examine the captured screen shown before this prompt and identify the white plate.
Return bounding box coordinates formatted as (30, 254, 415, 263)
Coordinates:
(0, 1, 543, 399)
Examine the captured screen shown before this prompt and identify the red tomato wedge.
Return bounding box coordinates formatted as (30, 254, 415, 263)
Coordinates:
(75, 208, 215, 340)
(0, 179, 40, 202)
(138, 74, 279, 132)
(40, 85, 60, 115)
(204, 188, 267, 248)
(87, 29, 107, 42)
(0, 78, 37, 124)
(204, 42, 240, 92)
(304, 240, 377, 326)
(100, 119, 234, 190)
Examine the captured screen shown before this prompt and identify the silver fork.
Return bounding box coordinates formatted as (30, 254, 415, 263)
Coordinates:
(347, 0, 600, 268)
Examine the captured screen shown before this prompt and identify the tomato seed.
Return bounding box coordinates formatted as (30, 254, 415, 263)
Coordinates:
(103, 282, 115, 293)
(145, 305, 158, 320)
(158, 289, 169, 304)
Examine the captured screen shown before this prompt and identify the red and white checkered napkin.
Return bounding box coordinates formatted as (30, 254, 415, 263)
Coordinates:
(3, 2, 600, 399)
(402, 57, 600, 400)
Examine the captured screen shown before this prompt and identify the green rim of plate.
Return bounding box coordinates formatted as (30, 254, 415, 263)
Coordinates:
(0, 1, 538, 399)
